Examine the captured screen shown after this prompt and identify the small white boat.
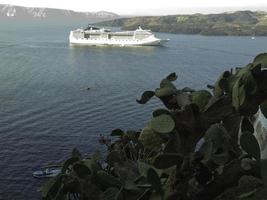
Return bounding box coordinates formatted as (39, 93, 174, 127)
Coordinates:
(33, 166, 61, 178)
(69, 26, 169, 47)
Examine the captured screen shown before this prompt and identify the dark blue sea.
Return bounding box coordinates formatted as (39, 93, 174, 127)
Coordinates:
(0, 21, 267, 199)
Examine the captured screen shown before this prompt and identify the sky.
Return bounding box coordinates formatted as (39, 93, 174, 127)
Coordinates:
(1, 0, 267, 15)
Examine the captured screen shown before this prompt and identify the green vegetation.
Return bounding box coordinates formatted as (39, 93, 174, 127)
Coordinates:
(42, 53, 267, 199)
(97, 11, 267, 36)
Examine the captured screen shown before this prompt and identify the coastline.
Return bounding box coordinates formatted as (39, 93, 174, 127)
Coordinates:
(96, 11, 267, 36)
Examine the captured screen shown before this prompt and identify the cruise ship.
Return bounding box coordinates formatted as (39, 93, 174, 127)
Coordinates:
(69, 26, 169, 46)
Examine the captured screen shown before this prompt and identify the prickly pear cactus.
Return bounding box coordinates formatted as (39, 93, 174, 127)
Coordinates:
(191, 90, 212, 111)
(139, 127, 164, 150)
(150, 114, 175, 134)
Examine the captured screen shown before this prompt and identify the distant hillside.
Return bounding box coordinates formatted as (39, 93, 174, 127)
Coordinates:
(97, 11, 267, 36)
(0, 4, 120, 22)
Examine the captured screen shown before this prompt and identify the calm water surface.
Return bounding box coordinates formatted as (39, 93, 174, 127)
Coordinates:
(0, 22, 267, 199)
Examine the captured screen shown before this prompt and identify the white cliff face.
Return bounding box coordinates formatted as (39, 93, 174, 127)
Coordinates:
(26, 8, 47, 18)
(1, 4, 16, 17)
(0, 4, 119, 19)
(92, 11, 119, 18)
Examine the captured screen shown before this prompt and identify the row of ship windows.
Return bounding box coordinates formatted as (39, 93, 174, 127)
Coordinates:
(82, 38, 140, 41)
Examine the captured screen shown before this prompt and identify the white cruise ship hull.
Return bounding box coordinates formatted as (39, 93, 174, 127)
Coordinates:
(69, 28, 169, 47)
(69, 35, 168, 46)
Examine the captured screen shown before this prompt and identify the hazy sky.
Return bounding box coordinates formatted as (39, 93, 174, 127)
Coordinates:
(1, 0, 267, 15)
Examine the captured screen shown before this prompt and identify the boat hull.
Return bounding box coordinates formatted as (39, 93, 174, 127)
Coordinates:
(33, 166, 61, 178)
(69, 39, 169, 47)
